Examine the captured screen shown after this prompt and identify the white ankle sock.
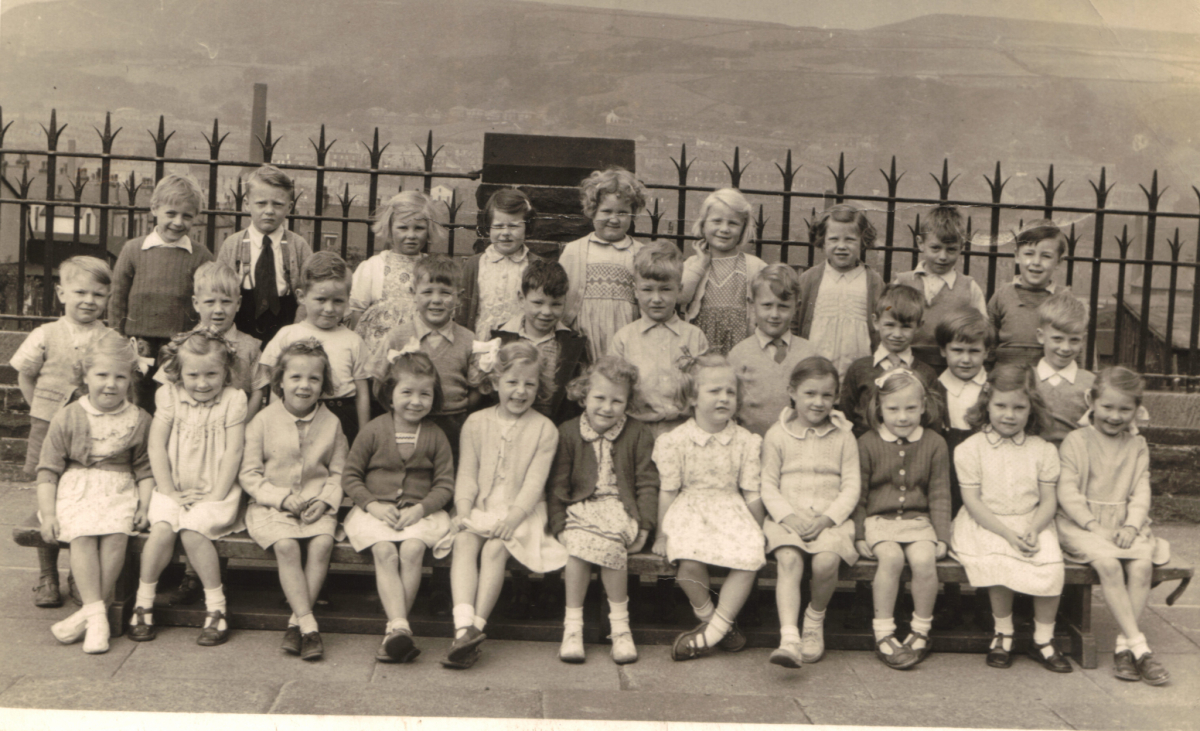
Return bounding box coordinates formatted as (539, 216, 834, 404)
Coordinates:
(608, 599, 631, 635)
(1128, 633, 1151, 659)
(287, 613, 299, 627)
(564, 605, 584, 633)
(873, 618, 897, 654)
(780, 624, 800, 644)
(83, 600, 106, 619)
(992, 614, 1014, 651)
(297, 612, 318, 635)
(1115, 634, 1130, 654)
(135, 581, 157, 610)
(386, 618, 411, 634)
(452, 603, 475, 638)
(472, 615, 487, 632)
(204, 586, 226, 630)
(702, 608, 733, 645)
(804, 605, 827, 624)
(692, 599, 715, 623)
(1034, 620, 1056, 657)
(908, 614, 932, 650)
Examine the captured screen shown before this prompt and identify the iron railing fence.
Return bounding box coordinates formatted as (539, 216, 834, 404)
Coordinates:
(4, 109, 1200, 389)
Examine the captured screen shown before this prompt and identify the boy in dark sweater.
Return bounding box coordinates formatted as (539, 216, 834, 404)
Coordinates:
(988, 219, 1068, 368)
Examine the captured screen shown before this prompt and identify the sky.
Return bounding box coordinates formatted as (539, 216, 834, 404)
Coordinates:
(538, 0, 1200, 34)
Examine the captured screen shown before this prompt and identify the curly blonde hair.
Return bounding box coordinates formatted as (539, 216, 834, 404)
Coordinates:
(157, 328, 238, 386)
(579, 167, 647, 218)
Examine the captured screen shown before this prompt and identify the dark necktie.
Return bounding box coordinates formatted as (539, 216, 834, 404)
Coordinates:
(255, 235, 280, 317)
(772, 337, 788, 364)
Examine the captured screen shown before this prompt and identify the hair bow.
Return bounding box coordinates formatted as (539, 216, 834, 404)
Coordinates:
(131, 338, 155, 376)
(472, 338, 502, 374)
(387, 337, 423, 364)
(873, 367, 915, 390)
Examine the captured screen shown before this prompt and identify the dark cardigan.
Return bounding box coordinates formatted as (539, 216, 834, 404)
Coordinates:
(492, 325, 590, 424)
(37, 401, 153, 486)
(790, 261, 886, 350)
(341, 413, 455, 516)
(546, 417, 660, 537)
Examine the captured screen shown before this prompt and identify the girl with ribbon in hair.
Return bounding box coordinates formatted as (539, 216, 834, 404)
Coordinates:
(37, 330, 155, 654)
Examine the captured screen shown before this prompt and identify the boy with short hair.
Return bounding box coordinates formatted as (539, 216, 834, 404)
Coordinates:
(728, 264, 818, 436)
(257, 251, 370, 444)
(217, 165, 313, 343)
(11, 256, 114, 608)
(839, 284, 942, 438)
(1035, 291, 1094, 446)
(378, 255, 485, 457)
(610, 242, 709, 440)
(988, 219, 1068, 368)
(491, 259, 589, 424)
(892, 206, 987, 370)
(935, 312, 994, 515)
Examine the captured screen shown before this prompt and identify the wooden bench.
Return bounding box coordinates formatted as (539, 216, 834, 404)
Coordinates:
(12, 517, 1192, 669)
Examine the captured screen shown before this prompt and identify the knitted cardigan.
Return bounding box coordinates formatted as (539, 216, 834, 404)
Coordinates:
(110, 236, 213, 338)
(239, 401, 347, 513)
(36, 401, 153, 486)
(790, 262, 886, 349)
(341, 413, 456, 515)
(456, 248, 543, 334)
(546, 417, 660, 537)
(854, 428, 952, 543)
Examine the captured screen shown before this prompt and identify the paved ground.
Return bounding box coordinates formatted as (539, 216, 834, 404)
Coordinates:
(0, 479, 1196, 729)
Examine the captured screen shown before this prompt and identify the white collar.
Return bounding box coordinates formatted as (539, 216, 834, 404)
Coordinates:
(778, 407, 850, 439)
(938, 368, 987, 396)
(873, 345, 914, 368)
(415, 317, 456, 344)
(499, 313, 568, 345)
(588, 234, 635, 251)
(683, 418, 736, 447)
(637, 314, 682, 335)
(142, 229, 193, 253)
(982, 424, 1026, 447)
(484, 244, 528, 264)
(914, 261, 957, 288)
(879, 424, 924, 443)
(78, 396, 131, 417)
(754, 328, 792, 351)
(1036, 358, 1078, 385)
(824, 263, 864, 282)
(286, 402, 320, 423)
(249, 224, 284, 248)
(176, 382, 224, 407)
(1013, 276, 1057, 294)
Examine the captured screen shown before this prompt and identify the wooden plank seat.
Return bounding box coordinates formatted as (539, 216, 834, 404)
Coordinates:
(12, 516, 1192, 669)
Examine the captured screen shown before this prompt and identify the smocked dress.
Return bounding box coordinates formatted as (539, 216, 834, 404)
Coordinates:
(352, 250, 422, 362)
(559, 416, 640, 570)
(560, 235, 640, 361)
(810, 264, 872, 377)
(1055, 425, 1170, 565)
(146, 384, 247, 539)
(47, 399, 147, 542)
(654, 419, 766, 571)
(950, 428, 1064, 596)
(692, 254, 750, 355)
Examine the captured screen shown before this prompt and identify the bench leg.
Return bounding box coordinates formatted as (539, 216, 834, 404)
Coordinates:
(1062, 584, 1097, 669)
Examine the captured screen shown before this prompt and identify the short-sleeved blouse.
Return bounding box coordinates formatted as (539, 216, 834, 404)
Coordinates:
(155, 384, 247, 495)
(653, 419, 762, 497)
(953, 428, 1059, 515)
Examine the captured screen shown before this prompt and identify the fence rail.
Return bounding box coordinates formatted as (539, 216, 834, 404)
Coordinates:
(3, 109, 1200, 388)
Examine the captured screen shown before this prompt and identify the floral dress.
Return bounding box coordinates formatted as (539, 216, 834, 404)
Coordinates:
(653, 419, 766, 571)
(693, 255, 749, 355)
(55, 399, 142, 542)
(560, 416, 640, 570)
(352, 250, 421, 362)
(475, 249, 528, 339)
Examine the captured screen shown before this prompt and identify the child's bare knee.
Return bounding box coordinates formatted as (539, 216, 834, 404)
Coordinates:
(274, 539, 301, 560)
(372, 542, 400, 569)
(811, 553, 840, 578)
(399, 539, 426, 566)
(1093, 558, 1122, 580)
(481, 539, 509, 564)
(774, 548, 802, 574)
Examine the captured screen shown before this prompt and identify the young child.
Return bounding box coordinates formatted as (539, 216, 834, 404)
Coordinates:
(491, 259, 590, 425)
(610, 242, 709, 439)
(351, 191, 443, 359)
(951, 364, 1070, 673)
(459, 188, 538, 338)
(988, 219, 1068, 368)
(1035, 291, 1094, 446)
(840, 284, 942, 438)
(216, 165, 312, 343)
(376, 255, 485, 458)
(792, 204, 886, 376)
(854, 369, 951, 669)
(1056, 367, 1171, 685)
(437, 342, 567, 669)
(892, 206, 987, 370)
(728, 264, 818, 437)
(258, 251, 371, 445)
(129, 329, 247, 647)
(679, 188, 767, 355)
(760, 356, 860, 669)
(241, 340, 347, 662)
(547, 356, 659, 665)
(559, 167, 647, 361)
(156, 262, 263, 420)
(37, 332, 153, 653)
(652, 354, 766, 661)
(11, 256, 114, 608)
(936, 312, 994, 517)
(343, 351, 455, 664)
(110, 175, 213, 406)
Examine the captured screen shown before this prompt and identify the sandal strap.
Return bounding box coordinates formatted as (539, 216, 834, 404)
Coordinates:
(877, 634, 904, 651)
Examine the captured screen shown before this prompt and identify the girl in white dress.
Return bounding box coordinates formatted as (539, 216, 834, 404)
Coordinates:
(951, 364, 1070, 673)
(129, 329, 248, 647)
(1055, 367, 1171, 685)
(38, 332, 154, 654)
(652, 353, 766, 661)
(439, 341, 567, 668)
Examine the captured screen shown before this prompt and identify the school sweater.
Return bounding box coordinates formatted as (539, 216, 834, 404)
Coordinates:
(36, 401, 153, 486)
(987, 283, 1064, 366)
(341, 413, 455, 515)
(110, 235, 213, 338)
(546, 416, 660, 537)
(727, 330, 819, 437)
(379, 320, 478, 414)
(1036, 360, 1095, 447)
(854, 427, 952, 543)
(893, 266, 987, 351)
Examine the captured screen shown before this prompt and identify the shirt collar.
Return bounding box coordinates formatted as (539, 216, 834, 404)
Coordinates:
(684, 418, 736, 446)
(176, 382, 224, 407)
(938, 368, 987, 396)
(637, 314, 682, 335)
(249, 224, 283, 248)
(914, 261, 957, 288)
(982, 424, 1026, 447)
(755, 328, 792, 351)
(778, 407, 850, 439)
(289, 402, 320, 423)
(824, 262, 864, 282)
(879, 424, 924, 443)
(484, 244, 528, 264)
(873, 345, 914, 368)
(1013, 276, 1056, 294)
(142, 229, 193, 254)
(78, 396, 131, 417)
(1036, 358, 1077, 384)
(415, 317, 456, 344)
(500, 313, 568, 345)
(588, 234, 634, 251)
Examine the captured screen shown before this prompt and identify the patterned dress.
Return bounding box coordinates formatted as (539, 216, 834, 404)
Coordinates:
(810, 265, 871, 377)
(692, 254, 749, 355)
(474, 249, 528, 339)
(578, 241, 639, 361)
(54, 399, 142, 542)
(653, 419, 766, 571)
(560, 416, 640, 570)
(353, 251, 421, 362)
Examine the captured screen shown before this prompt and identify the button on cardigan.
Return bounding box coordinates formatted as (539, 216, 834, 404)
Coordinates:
(854, 428, 952, 543)
(239, 401, 347, 512)
(341, 413, 456, 516)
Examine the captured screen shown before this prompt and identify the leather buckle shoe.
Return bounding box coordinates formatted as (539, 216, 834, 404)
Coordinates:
(197, 610, 230, 646)
(1029, 640, 1073, 673)
(986, 633, 1013, 669)
(33, 576, 62, 608)
(1136, 652, 1170, 686)
(300, 631, 324, 661)
(281, 625, 301, 655)
(128, 607, 157, 642)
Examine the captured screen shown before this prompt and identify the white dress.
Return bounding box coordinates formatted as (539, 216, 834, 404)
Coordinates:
(950, 428, 1065, 597)
(55, 399, 142, 542)
(653, 419, 766, 571)
(810, 265, 871, 377)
